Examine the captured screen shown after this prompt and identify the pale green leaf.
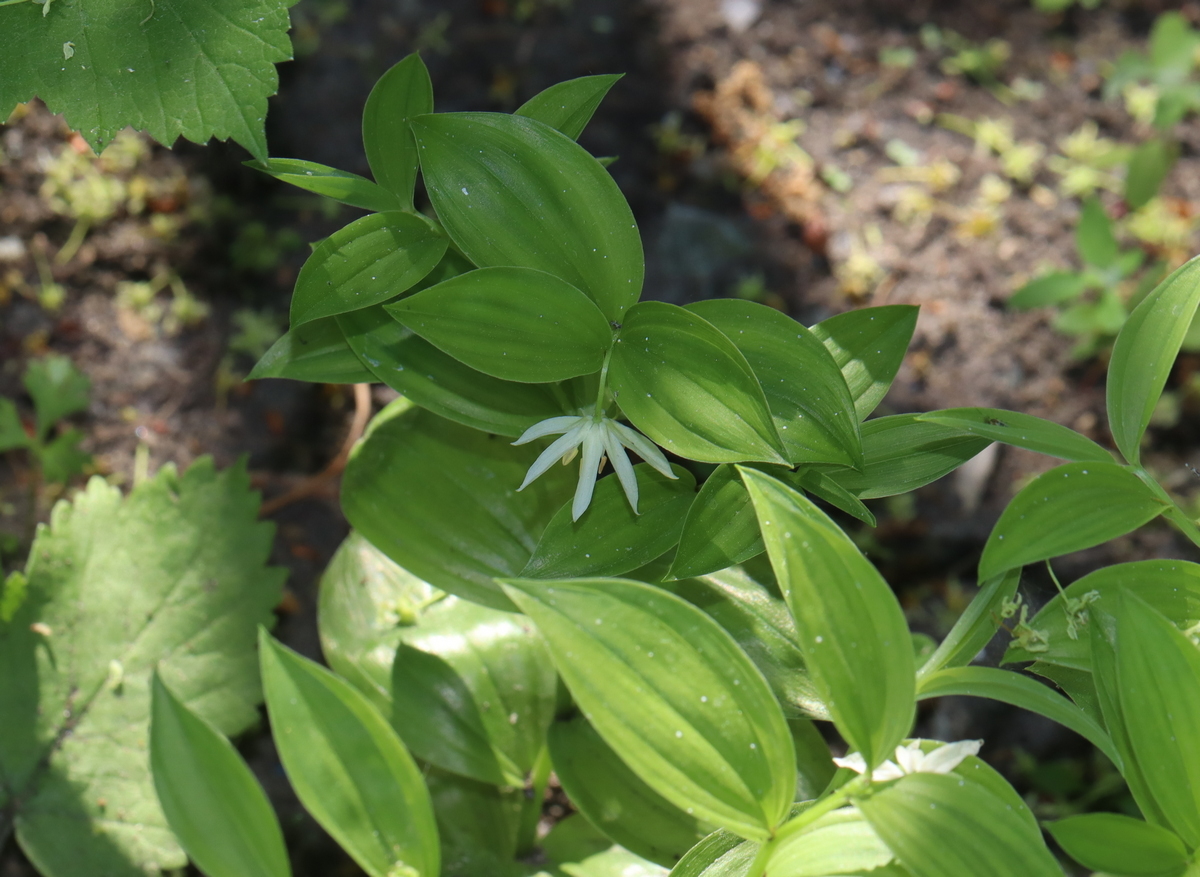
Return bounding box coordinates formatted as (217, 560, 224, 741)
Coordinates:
(0, 461, 284, 877)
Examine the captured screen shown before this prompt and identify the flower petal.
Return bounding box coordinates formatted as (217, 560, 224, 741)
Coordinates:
(512, 415, 585, 446)
(918, 739, 983, 775)
(870, 761, 906, 783)
(894, 740, 923, 775)
(603, 426, 640, 514)
(517, 424, 585, 491)
(572, 424, 606, 521)
(832, 752, 868, 775)
(607, 420, 677, 479)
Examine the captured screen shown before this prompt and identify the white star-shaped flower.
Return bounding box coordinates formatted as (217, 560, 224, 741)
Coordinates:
(512, 414, 677, 521)
(833, 739, 982, 782)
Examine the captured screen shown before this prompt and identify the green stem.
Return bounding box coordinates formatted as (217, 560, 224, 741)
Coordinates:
(515, 745, 553, 856)
(745, 774, 870, 877)
(55, 217, 90, 265)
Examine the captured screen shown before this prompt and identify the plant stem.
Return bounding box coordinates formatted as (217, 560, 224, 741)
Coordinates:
(55, 217, 90, 265)
(745, 774, 870, 877)
(515, 744, 553, 856)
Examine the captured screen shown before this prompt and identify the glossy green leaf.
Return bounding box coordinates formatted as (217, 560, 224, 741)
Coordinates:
(741, 468, 914, 768)
(392, 596, 557, 787)
(919, 570, 1020, 679)
(150, 674, 290, 877)
(259, 631, 440, 877)
(788, 468, 877, 526)
(1046, 813, 1188, 876)
(915, 407, 1111, 463)
(413, 112, 643, 321)
(341, 399, 574, 610)
(246, 158, 402, 213)
(515, 74, 623, 140)
(248, 317, 375, 384)
(1126, 139, 1177, 210)
(857, 773, 1060, 877)
(915, 666, 1118, 765)
(24, 354, 89, 440)
(0, 462, 282, 877)
(549, 715, 712, 866)
(610, 302, 786, 464)
(766, 809, 894, 876)
(524, 464, 695, 578)
(387, 267, 612, 383)
(809, 305, 919, 419)
(1108, 256, 1200, 464)
(0, 398, 28, 452)
(662, 566, 829, 722)
(501, 577, 796, 841)
(687, 299, 862, 468)
(1009, 272, 1092, 309)
(363, 54, 433, 206)
(667, 829, 756, 877)
(1106, 591, 1200, 846)
(290, 211, 447, 326)
(977, 462, 1166, 582)
(426, 768, 525, 877)
(339, 305, 565, 437)
(819, 415, 990, 500)
(1077, 197, 1118, 269)
(1003, 559, 1200, 669)
(668, 465, 763, 580)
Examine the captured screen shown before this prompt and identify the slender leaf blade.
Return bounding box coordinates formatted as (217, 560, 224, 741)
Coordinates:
(978, 462, 1166, 582)
(1108, 255, 1200, 464)
(1009, 272, 1092, 309)
(915, 408, 1112, 463)
(809, 305, 919, 419)
(387, 266, 612, 383)
(248, 317, 375, 384)
(741, 468, 915, 768)
(1077, 197, 1118, 269)
(610, 302, 787, 464)
(150, 674, 290, 877)
(260, 631, 440, 877)
(515, 74, 623, 140)
(1046, 813, 1188, 876)
(363, 54, 433, 206)
(501, 577, 796, 841)
(919, 570, 1020, 679)
(246, 158, 403, 213)
(668, 465, 763, 580)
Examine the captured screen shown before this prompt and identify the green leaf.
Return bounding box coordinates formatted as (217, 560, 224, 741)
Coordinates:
(501, 577, 796, 841)
(150, 674, 291, 877)
(1103, 591, 1200, 846)
(247, 317, 375, 384)
(341, 399, 574, 610)
(246, 158, 403, 213)
(1108, 256, 1200, 464)
(610, 302, 786, 464)
(1008, 271, 1093, 309)
(0, 571, 29, 623)
(686, 299, 862, 468)
(819, 415, 990, 499)
(387, 267, 613, 383)
(290, 211, 447, 327)
(0, 0, 293, 161)
(915, 407, 1112, 463)
(809, 305, 919, 419)
(427, 768, 525, 877)
(919, 569, 1020, 679)
(548, 715, 713, 867)
(0, 398, 30, 452)
(1003, 559, 1200, 669)
(1149, 12, 1199, 77)
(741, 468, 915, 769)
(525, 464, 695, 579)
(1126, 139, 1178, 210)
(339, 305, 566, 437)
(0, 461, 284, 877)
(391, 595, 557, 787)
(1077, 197, 1118, 269)
(23, 354, 89, 440)
(661, 566, 829, 722)
(915, 666, 1118, 765)
(363, 53, 434, 206)
(541, 814, 671, 877)
(1046, 813, 1188, 877)
(36, 428, 91, 483)
(259, 631, 440, 877)
(788, 468, 877, 526)
(669, 465, 763, 580)
(515, 74, 623, 140)
(977, 462, 1166, 582)
(667, 829, 757, 877)
(765, 809, 894, 876)
(857, 773, 1060, 877)
(412, 112, 643, 322)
